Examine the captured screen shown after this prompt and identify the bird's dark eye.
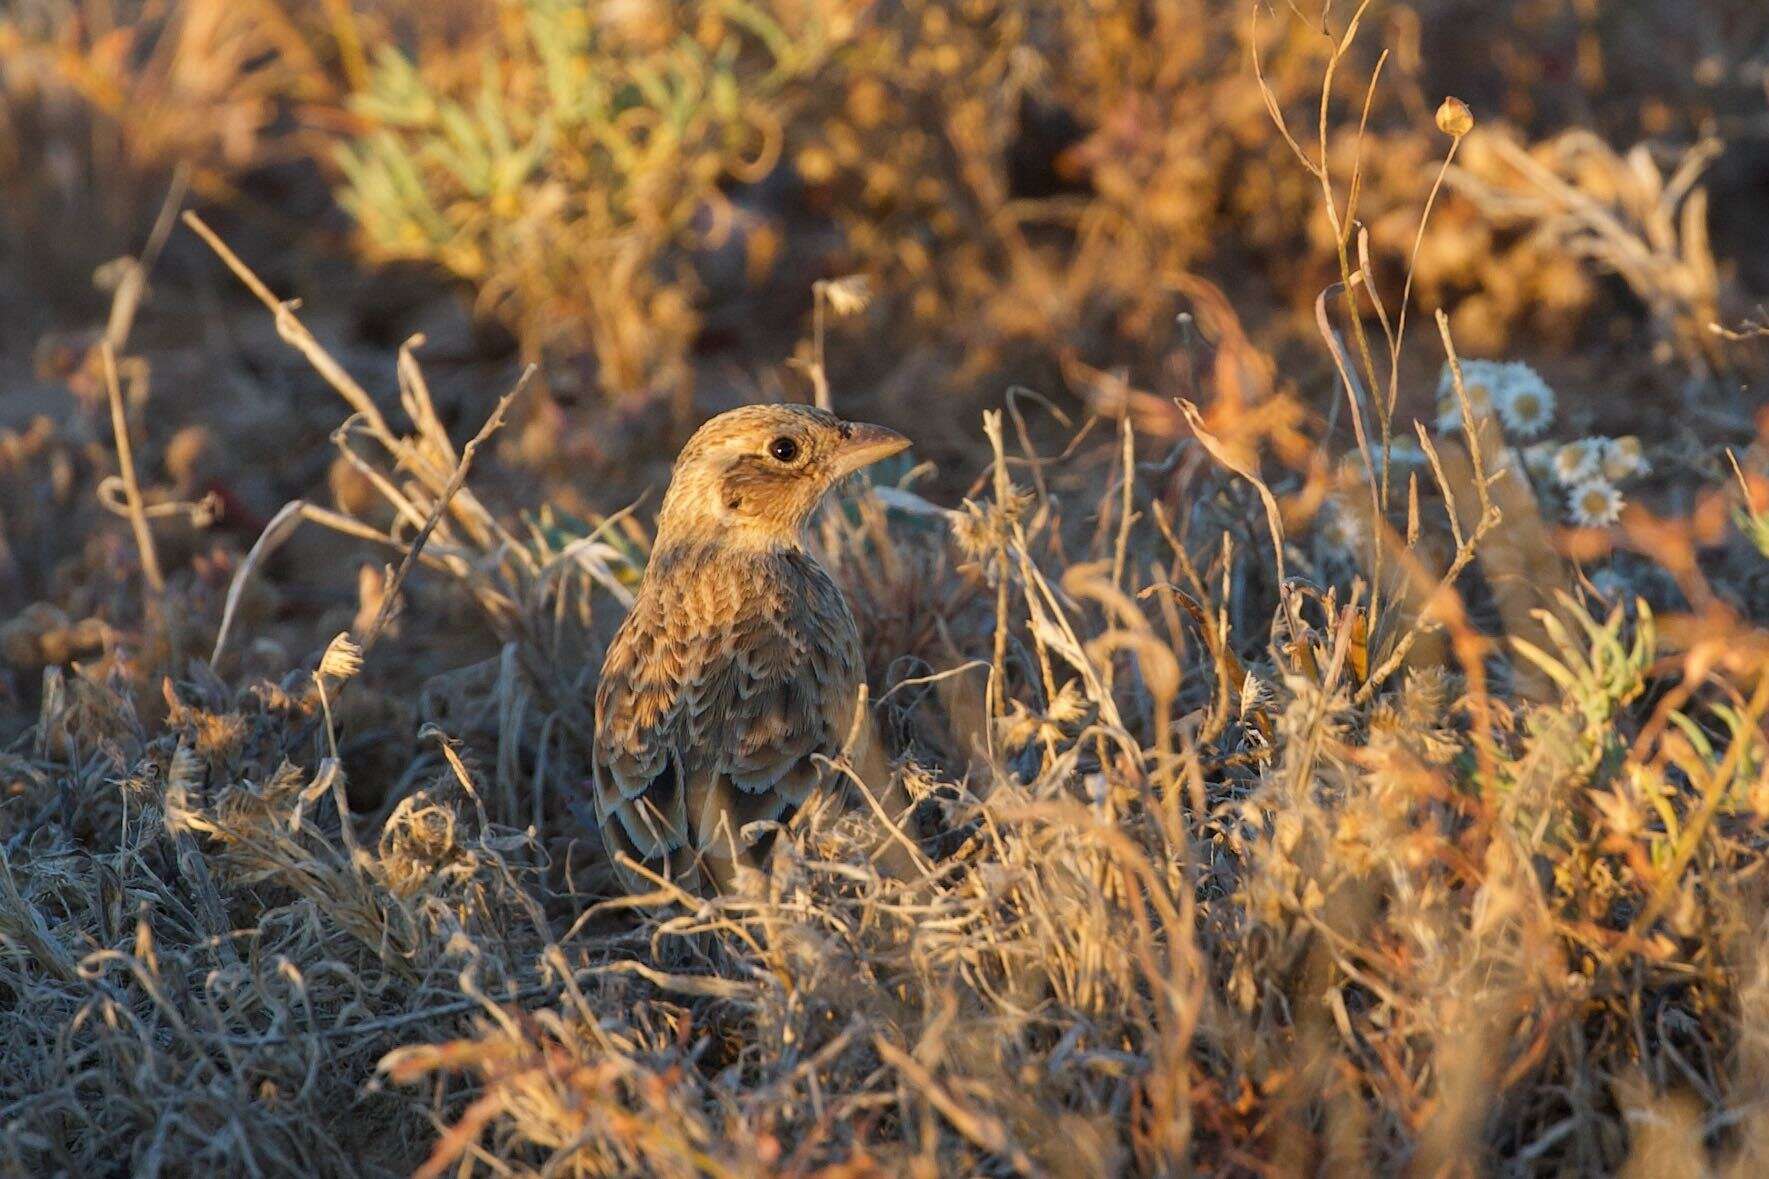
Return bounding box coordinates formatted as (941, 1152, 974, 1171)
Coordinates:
(767, 436, 801, 463)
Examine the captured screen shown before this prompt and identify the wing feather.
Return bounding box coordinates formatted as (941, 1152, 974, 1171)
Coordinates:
(592, 548, 862, 890)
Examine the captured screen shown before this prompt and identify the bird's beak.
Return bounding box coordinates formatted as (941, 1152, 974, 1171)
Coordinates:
(830, 421, 911, 479)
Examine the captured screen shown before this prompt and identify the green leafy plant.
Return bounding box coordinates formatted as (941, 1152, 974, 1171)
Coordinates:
(335, 0, 854, 405)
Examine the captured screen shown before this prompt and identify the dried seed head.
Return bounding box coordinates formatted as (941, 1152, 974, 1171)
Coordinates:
(318, 631, 365, 682)
(168, 742, 203, 793)
(1436, 96, 1474, 137)
(820, 274, 873, 317)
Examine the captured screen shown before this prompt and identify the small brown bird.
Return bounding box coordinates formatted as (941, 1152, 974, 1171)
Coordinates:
(592, 404, 910, 891)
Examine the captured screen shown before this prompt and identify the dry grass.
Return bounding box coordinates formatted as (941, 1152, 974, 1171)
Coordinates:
(4, 235, 1769, 1172)
(2, 2, 1769, 1177)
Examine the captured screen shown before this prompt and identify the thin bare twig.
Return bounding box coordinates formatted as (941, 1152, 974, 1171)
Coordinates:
(101, 343, 164, 599)
(357, 370, 533, 659)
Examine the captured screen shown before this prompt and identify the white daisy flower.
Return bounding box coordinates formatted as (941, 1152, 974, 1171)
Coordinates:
(1522, 441, 1558, 482)
(1600, 435, 1648, 482)
(1495, 362, 1556, 438)
(1552, 438, 1604, 486)
(1434, 359, 1503, 434)
(1567, 478, 1624, 528)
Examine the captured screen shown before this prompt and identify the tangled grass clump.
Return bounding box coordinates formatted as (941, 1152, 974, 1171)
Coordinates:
(3, 4, 1769, 1175)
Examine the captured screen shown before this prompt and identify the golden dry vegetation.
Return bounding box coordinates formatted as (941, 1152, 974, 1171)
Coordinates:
(2, 1, 1769, 1175)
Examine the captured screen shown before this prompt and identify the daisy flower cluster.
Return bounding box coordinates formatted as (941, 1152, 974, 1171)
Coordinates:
(1520, 435, 1647, 528)
(1434, 359, 1556, 438)
(1433, 359, 1645, 529)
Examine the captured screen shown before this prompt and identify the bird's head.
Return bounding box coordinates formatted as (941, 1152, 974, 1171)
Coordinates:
(654, 404, 910, 550)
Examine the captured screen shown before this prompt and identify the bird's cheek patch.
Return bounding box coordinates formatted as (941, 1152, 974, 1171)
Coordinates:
(722, 463, 806, 520)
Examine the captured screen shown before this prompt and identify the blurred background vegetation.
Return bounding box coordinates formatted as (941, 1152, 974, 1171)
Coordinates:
(5, 0, 1766, 422)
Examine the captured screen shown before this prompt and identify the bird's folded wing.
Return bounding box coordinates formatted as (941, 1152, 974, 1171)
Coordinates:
(593, 604, 856, 874)
(592, 622, 691, 867)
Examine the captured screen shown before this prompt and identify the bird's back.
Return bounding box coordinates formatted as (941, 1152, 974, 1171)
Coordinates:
(592, 540, 863, 890)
